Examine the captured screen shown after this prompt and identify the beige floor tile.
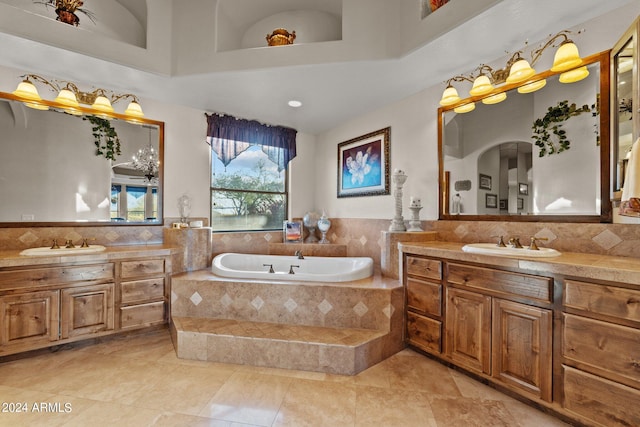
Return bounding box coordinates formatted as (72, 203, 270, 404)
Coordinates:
(199, 371, 293, 426)
(272, 379, 357, 426)
(355, 386, 437, 427)
(502, 399, 572, 427)
(385, 352, 462, 396)
(429, 396, 519, 427)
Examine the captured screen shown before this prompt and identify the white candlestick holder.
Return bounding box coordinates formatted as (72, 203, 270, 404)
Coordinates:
(407, 206, 423, 231)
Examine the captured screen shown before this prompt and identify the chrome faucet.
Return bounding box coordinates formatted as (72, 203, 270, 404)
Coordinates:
(289, 265, 300, 274)
(294, 250, 304, 259)
(263, 264, 275, 273)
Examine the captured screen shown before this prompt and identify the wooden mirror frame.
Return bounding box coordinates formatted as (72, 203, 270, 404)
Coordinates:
(0, 90, 165, 227)
(438, 50, 611, 222)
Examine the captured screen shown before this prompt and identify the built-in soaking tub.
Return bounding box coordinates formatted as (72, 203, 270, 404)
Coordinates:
(211, 252, 374, 282)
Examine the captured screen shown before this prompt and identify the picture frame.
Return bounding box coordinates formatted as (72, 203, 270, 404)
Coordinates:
(517, 198, 524, 210)
(518, 183, 529, 195)
(337, 127, 390, 198)
(486, 193, 498, 208)
(283, 220, 303, 243)
(479, 174, 492, 190)
(499, 199, 508, 210)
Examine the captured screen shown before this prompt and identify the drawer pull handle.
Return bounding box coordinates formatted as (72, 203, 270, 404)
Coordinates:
(627, 298, 640, 305)
(632, 360, 640, 369)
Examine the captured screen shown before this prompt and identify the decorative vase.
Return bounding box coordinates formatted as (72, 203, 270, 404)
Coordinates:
(317, 211, 331, 244)
(303, 211, 319, 243)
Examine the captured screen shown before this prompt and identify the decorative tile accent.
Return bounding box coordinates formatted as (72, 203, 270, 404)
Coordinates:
(382, 304, 395, 319)
(105, 231, 120, 242)
(318, 299, 333, 315)
(263, 233, 273, 242)
(359, 235, 368, 246)
(190, 291, 203, 306)
(18, 231, 38, 245)
(536, 228, 557, 242)
(243, 234, 253, 242)
(221, 235, 231, 244)
(284, 298, 298, 312)
(220, 293, 233, 307)
(593, 230, 622, 250)
(67, 231, 82, 242)
(454, 225, 468, 238)
(139, 229, 154, 241)
(251, 296, 264, 310)
(171, 290, 178, 304)
(353, 301, 369, 317)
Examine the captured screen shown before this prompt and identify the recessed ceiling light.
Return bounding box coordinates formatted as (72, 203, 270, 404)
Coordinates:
(288, 100, 302, 108)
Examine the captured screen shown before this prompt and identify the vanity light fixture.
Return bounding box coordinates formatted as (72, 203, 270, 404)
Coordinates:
(439, 30, 587, 112)
(11, 74, 144, 120)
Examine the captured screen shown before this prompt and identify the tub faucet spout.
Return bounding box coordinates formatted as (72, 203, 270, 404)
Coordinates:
(294, 250, 304, 259)
(263, 264, 275, 273)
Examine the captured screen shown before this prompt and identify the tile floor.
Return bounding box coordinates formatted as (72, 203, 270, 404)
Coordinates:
(0, 328, 570, 427)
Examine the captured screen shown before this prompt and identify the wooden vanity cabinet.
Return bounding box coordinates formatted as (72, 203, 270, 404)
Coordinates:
(405, 256, 443, 354)
(118, 258, 168, 330)
(404, 256, 553, 403)
(0, 253, 171, 357)
(561, 279, 640, 427)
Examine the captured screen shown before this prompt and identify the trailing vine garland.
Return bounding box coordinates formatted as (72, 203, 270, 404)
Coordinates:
(83, 115, 121, 161)
(531, 100, 597, 157)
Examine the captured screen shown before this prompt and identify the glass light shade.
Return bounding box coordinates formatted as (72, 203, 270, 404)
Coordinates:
(506, 59, 536, 84)
(559, 66, 589, 83)
(24, 102, 49, 111)
(92, 95, 114, 114)
(469, 75, 494, 97)
(54, 89, 79, 108)
(517, 79, 547, 94)
(454, 102, 475, 113)
(13, 80, 42, 101)
(551, 42, 582, 72)
(481, 92, 507, 105)
(124, 101, 144, 118)
(439, 86, 461, 106)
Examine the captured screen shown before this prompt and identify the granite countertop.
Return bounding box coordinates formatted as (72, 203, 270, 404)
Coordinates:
(399, 241, 640, 286)
(0, 244, 181, 269)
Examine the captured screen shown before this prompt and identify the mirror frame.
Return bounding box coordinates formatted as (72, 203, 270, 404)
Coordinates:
(438, 50, 611, 222)
(0, 90, 165, 227)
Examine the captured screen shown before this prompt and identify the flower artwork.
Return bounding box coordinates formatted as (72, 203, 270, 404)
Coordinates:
(337, 127, 390, 198)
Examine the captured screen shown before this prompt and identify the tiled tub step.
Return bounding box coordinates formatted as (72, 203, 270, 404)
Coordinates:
(170, 316, 388, 375)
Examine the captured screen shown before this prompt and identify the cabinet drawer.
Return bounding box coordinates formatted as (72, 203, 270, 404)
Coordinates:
(563, 365, 640, 427)
(0, 264, 114, 289)
(407, 278, 441, 317)
(120, 301, 165, 329)
(120, 259, 165, 279)
(448, 263, 552, 303)
(407, 312, 442, 354)
(121, 278, 165, 304)
(406, 257, 442, 281)
(563, 313, 640, 389)
(564, 279, 640, 323)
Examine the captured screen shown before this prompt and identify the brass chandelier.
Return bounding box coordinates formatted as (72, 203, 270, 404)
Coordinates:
(439, 30, 589, 113)
(12, 74, 144, 121)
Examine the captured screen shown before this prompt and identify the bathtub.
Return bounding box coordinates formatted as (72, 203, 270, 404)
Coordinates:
(211, 253, 374, 282)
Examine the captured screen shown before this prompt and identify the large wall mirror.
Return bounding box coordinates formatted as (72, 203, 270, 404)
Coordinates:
(439, 51, 611, 222)
(0, 92, 164, 226)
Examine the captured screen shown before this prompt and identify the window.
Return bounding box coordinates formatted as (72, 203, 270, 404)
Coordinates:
(110, 184, 157, 221)
(206, 113, 297, 232)
(211, 144, 286, 231)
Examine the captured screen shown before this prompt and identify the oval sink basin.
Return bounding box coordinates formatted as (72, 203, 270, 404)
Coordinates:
(462, 243, 561, 258)
(20, 245, 107, 256)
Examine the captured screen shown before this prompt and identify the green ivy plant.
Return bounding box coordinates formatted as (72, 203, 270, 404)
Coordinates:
(83, 115, 121, 161)
(531, 100, 598, 157)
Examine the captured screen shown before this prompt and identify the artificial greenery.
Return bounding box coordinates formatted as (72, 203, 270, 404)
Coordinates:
(531, 100, 598, 157)
(83, 115, 121, 161)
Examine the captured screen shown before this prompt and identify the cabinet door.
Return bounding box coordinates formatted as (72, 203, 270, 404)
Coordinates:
(0, 290, 59, 354)
(445, 288, 492, 374)
(492, 299, 552, 402)
(407, 311, 442, 354)
(60, 283, 114, 339)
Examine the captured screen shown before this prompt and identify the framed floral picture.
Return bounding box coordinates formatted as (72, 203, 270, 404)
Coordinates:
(337, 127, 390, 198)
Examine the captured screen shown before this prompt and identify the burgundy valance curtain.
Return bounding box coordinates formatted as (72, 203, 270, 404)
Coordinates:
(206, 113, 297, 171)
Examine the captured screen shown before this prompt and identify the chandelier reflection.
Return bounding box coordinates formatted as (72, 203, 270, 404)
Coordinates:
(131, 142, 159, 184)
